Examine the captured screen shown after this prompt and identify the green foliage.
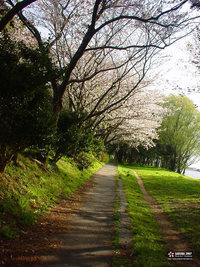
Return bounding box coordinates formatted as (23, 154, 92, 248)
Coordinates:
(54, 109, 105, 164)
(0, 34, 107, 171)
(118, 165, 169, 267)
(73, 152, 95, 170)
(0, 153, 104, 239)
(109, 142, 131, 164)
(0, 33, 57, 98)
(100, 152, 109, 163)
(131, 95, 200, 172)
(0, 33, 57, 172)
(159, 94, 200, 173)
(1, 225, 17, 239)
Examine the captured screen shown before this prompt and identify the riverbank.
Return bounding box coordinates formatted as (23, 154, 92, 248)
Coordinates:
(185, 168, 200, 179)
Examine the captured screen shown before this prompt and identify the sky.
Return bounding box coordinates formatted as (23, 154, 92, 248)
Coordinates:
(149, 34, 200, 108)
(149, 33, 200, 168)
(165, 38, 200, 168)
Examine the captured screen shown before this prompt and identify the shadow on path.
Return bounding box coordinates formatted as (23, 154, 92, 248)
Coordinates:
(40, 163, 117, 267)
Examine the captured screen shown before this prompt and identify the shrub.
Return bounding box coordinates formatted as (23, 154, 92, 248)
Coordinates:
(1, 225, 17, 239)
(73, 152, 94, 170)
(0, 33, 57, 172)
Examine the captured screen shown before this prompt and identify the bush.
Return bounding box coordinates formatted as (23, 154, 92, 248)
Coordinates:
(73, 152, 95, 170)
(1, 225, 17, 239)
(0, 33, 57, 172)
(53, 109, 105, 163)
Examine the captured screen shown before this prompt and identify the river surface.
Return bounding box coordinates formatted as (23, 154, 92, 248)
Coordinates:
(185, 169, 200, 179)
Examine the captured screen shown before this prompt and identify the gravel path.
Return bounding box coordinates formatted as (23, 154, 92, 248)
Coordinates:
(41, 163, 117, 267)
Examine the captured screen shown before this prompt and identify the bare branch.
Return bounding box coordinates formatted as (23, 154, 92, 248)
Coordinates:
(94, 1, 189, 34)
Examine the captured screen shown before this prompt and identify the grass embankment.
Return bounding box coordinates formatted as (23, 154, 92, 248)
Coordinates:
(0, 154, 105, 239)
(134, 166, 200, 257)
(118, 166, 169, 267)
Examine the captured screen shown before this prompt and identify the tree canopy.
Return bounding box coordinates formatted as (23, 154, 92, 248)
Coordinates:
(158, 94, 200, 173)
(0, 33, 56, 172)
(1, 0, 200, 115)
(0, 1, 200, 172)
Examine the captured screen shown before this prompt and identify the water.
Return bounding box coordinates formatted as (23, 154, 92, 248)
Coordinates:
(185, 168, 200, 179)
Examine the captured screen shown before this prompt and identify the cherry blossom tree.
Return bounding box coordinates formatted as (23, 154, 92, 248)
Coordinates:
(2, 0, 199, 116)
(66, 62, 165, 147)
(187, 27, 200, 93)
(94, 89, 165, 147)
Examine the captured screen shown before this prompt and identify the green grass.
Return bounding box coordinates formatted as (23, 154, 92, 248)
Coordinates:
(0, 154, 104, 239)
(132, 165, 200, 258)
(118, 165, 169, 267)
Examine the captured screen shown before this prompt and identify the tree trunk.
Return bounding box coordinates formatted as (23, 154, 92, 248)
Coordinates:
(169, 153, 176, 171)
(0, 155, 13, 173)
(13, 151, 19, 165)
(0, 161, 8, 173)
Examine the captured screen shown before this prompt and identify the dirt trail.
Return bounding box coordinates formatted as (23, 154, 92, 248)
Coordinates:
(132, 169, 200, 267)
(40, 163, 116, 267)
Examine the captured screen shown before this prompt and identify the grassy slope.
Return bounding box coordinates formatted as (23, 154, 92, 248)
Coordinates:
(0, 154, 105, 239)
(118, 165, 169, 267)
(134, 166, 200, 258)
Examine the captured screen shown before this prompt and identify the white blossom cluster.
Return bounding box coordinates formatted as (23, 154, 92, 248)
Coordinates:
(99, 89, 166, 147)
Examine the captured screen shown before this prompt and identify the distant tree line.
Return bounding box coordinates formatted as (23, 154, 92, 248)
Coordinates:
(111, 95, 200, 174)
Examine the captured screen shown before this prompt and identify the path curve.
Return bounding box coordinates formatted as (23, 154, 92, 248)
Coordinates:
(41, 163, 116, 267)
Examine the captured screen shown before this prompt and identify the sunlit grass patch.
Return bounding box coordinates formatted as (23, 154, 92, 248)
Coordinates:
(118, 165, 169, 267)
(132, 165, 200, 258)
(0, 154, 104, 239)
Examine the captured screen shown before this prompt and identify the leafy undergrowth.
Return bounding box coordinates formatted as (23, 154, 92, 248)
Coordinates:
(118, 165, 169, 267)
(134, 166, 200, 258)
(0, 154, 105, 239)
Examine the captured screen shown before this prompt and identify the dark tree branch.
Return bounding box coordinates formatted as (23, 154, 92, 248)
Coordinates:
(0, 0, 37, 31)
(86, 48, 151, 119)
(17, 10, 42, 46)
(85, 43, 167, 51)
(54, 0, 103, 112)
(94, 1, 188, 34)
